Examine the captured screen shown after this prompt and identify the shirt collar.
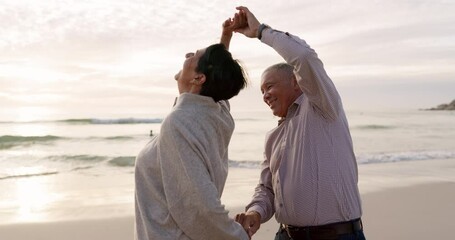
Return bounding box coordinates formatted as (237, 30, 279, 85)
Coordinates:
(174, 93, 218, 109)
(278, 94, 304, 125)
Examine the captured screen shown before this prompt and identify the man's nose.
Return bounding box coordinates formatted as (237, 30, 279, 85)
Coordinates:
(263, 92, 270, 103)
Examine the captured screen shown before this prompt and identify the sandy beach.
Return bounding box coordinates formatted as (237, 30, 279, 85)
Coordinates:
(1, 158, 454, 240)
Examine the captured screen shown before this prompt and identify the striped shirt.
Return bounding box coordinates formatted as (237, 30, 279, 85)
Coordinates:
(246, 28, 362, 226)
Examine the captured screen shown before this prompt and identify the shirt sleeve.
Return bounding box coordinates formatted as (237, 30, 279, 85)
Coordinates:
(245, 155, 276, 223)
(261, 28, 341, 120)
(159, 115, 248, 240)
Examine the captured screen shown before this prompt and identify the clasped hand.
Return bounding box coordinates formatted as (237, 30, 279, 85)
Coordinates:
(223, 6, 262, 39)
(235, 211, 261, 238)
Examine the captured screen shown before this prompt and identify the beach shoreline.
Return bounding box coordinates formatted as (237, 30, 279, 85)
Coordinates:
(1, 158, 454, 239)
(0, 181, 454, 240)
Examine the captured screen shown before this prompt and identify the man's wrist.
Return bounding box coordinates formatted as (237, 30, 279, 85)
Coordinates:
(257, 23, 270, 40)
(248, 210, 262, 221)
(222, 30, 233, 36)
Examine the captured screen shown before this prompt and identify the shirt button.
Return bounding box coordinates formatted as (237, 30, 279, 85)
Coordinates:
(280, 203, 283, 207)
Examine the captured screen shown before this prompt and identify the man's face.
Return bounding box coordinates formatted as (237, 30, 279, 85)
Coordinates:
(260, 70, 300, 118)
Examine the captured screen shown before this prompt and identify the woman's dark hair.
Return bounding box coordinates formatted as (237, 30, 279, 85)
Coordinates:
(196, 44, 248, 102)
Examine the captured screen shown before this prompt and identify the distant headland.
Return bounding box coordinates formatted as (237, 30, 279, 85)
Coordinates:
(425, 99, 455, 110)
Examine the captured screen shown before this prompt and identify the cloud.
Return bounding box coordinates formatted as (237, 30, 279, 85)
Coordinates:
(1, 0, 454, 118)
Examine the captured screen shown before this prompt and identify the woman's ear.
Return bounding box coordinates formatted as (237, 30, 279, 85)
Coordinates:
(189, 73, 206, 94)
(192, 74, 206, 85)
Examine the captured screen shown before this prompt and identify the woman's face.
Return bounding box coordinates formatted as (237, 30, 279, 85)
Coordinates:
(174, 48, 206, 94)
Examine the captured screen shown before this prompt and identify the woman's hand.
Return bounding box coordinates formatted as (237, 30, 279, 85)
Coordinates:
(220, 12, 247, 49)
(234, 6, 261, 38)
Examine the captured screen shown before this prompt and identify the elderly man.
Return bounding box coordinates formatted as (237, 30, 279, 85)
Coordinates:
(233, 6, 366, 240)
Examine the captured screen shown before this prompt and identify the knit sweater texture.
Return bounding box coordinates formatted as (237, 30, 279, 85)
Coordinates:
(134, 93, 248, 240)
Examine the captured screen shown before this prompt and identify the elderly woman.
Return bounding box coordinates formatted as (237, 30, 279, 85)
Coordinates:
(134, 17, 249, 240)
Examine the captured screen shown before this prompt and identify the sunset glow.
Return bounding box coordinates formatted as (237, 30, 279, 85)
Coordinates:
(1, 0, 454, 121)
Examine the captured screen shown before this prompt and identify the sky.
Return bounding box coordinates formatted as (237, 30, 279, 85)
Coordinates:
(1, 0, 454, 121)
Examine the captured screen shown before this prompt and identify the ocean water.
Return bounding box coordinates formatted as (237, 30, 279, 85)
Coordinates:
(0, 109, 454, 181)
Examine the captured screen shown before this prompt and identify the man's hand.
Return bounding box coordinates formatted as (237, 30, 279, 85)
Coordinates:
(235, 211, 261, 238)
(233, 6, 261, 38)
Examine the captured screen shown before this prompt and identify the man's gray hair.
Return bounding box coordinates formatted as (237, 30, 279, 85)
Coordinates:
(263, 63, 295, 80)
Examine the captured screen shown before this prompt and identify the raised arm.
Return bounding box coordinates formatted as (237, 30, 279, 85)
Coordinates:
(220, 18, 234, 50)
(264, 30, 341, 119)
(220, 12, 247, 50)
(234, 6, 341, 120)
